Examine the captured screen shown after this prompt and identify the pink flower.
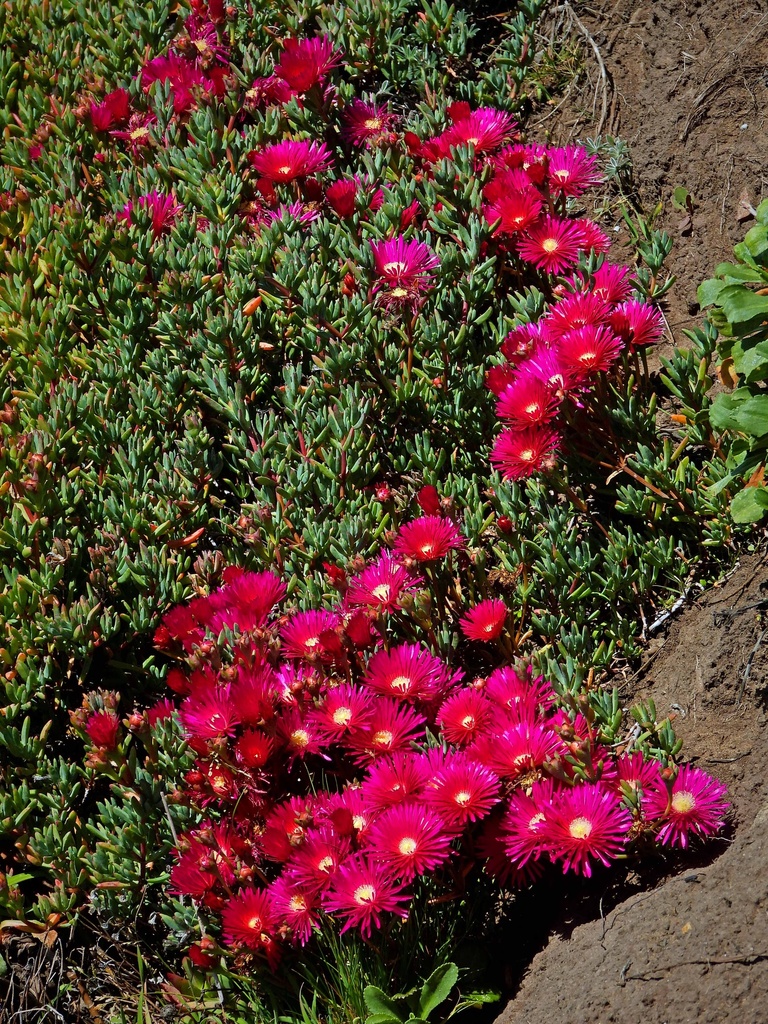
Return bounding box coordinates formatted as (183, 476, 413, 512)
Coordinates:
(146, 698, 176, 729)
(496, 377, 560, 431)
(363, 751, 430, 811)
(557, 324, 624, 380)
(546, 146, 602, 197)
(485, 190, 543, 235)
(516, 215, 587, 275)
(437, 107, 516, 156)
(341, 100, 397, 146)
(394, 515, 464, 562)
(364, 643, 453, 703)
(459, 599, 508, 641)
(179, 685, 240, 740)
(609, 300, 665, 348)
(280, 609, 340, 660)
(206, 570, 286, 634)
(589, 263, 633, 303)
(540, 783, 632, 877)
(322, 854, 410, 937)
(85, 710, 120, 748)
(245, 75, 296, 108)
(230, 664, 279, 725)
(170, 846, 218, 898)
(269, 877, 321, 945)
(645, 764, 729, 848)
(346, 552, 421, 613)
(486, 362, 517, 396)
(275, 35, 342, 92)
(426, 756, 500, 825)
(366, 802, 453, 880)
(248, 140, 334, 183)
(221, 887, 276, 949)
(262, 796, 316, 862)
(484, 666, 554, 720)
(490, 426, 560, 480)
(500, 322, 544, 364)
(437, 689, 492, 746)
(141, 54, 216, 114)
(90, 88, 130, 131)
(180, 14, 230, 66)
(284, 829, 351, 891)
(370, 236, 440, 307)
(308, 684, 373, 744)
(572, 217, 611, 254)
(234, 729, 273, 768)
(614, 752, 659, 806)
(275, 707, 321, 761)
(473, 721, 559, 780)
(545, 292, 612, 339)
(503, 778, 555, 868)
(110, 112, 158, 155)
(120, 190, 182, 239)
(348, 698, 426, 763)
(326, 178, 357, 217)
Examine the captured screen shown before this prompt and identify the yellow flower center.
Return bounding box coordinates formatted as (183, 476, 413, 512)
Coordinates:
(541, 238, 559, 253)
(672, 790, 696, 814)
(364, 117, 383, 131)
(383, 260, 409, 274)
(247, 915, 263, 931)
(455, 790, 471, 806)
(332, 706, 353, 726)
(291, 729, 310, 748)
(568, 816, 593, 840)
(289, 894, 307, 911)
(353, 883, 376, 905)
(372, 583, 391, 601)
(278, 164, 294, 176)
(518, 448, 535, 463)
(372, 729, 394, 748)
(461, 714, 476, 729)
(525, 401, 541, 415)
(317, 856, 335, 873)
(131, 126, 150, 140)
(398, 836, 418, 856)
(390, 675, 412, 692)
(528, 812, 546, 830)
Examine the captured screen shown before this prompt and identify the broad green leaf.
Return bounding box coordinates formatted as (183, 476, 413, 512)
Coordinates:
(756, 197, 768, 225)
(744, 223, 768, 261)
(731, 486, 768, 523)
(709, 393, 746, 433)
(697, 278, 726, 307)
(364, 987, 405, 1023)
(718, 285, 768, 327)
(732, 340, 768, 380)
(734, 394, 768, 437)
(365, 1014, 402, 1024)
(418, 963, 459, 1020)
(713, 262, 768, 284)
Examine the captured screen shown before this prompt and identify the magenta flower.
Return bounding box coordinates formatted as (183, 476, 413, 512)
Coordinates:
(325, 178, 358, 218)
(484, 666, 555, 720)
(119, 190, 182, 239)
(280, 609, 340, 660)
(364, 643, 453, 703)
(179, 684, 240, 740)
(589, 263, 633, 303)
(609, 300, 665, 348)
(347, 552, 421, 613)
(516, 215, 587, 275)
(275, 35, 342, 92)
(503, 778, 555, 869)
(322, 854, 410, 937)
(366, 802, 454, 880)
(248, 140, 334, 183)
(90, 88, 130, 131)
(269, 876, 321, 945)
(341, 99, 397, 146)
(141, 54, 216, 114)
(459, 599, 508, 642)
(496, 377, 561, 431)
(393, 515, 464, 562)
(540, 783, 632, 877)
(206, 570, 286, 634)
(363, 751, 431, 811)
(369, 235, 440, 307)
(437, 689, 492, 746)
(557, 324, 624, 380)
(221, 887, 276, 949)
(645, 764, 729, 848)
(438, 107, 516, 156)
(84, 710, 120, 748)
(490, 426, 560, 480)
(348, 698, 426, 763)
(308, 684, 374, 744)
(473, 721, 559, 780)
(426, 756, 501, 825)
(485, 190, 543, 236)
(546, 145, 603, 198)
(110, 111, 158, 155)
(546, 291, 612, 338)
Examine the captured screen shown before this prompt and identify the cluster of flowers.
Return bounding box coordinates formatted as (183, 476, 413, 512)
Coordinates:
(108, 501, 729, 968)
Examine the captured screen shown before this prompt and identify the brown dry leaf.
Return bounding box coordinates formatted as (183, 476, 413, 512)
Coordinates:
(745, 464, 766, 489)
(717, 357, 738, 389)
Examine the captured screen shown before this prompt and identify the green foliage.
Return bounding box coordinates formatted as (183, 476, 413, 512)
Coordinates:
(699, 198, 768, 521)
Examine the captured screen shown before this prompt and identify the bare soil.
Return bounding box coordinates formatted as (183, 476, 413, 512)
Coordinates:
(496, 4, 768, 1018)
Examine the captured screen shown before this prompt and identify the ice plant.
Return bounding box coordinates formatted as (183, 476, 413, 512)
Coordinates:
(370, 236, 440, 307)
(341, 100, 397, 146)
(393, 515, 464, 562)
(645, 765, 729, 848)
(540, 784, 632, 877)
(366, 802, 454, 880)
(275, 35, 341, 92)
(490, 426, 561, 480)
(322, 855, 410, 938)
(516, 215, 587, 275)
(248, 140, 334, 183)
(459, 599, 508, 641)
